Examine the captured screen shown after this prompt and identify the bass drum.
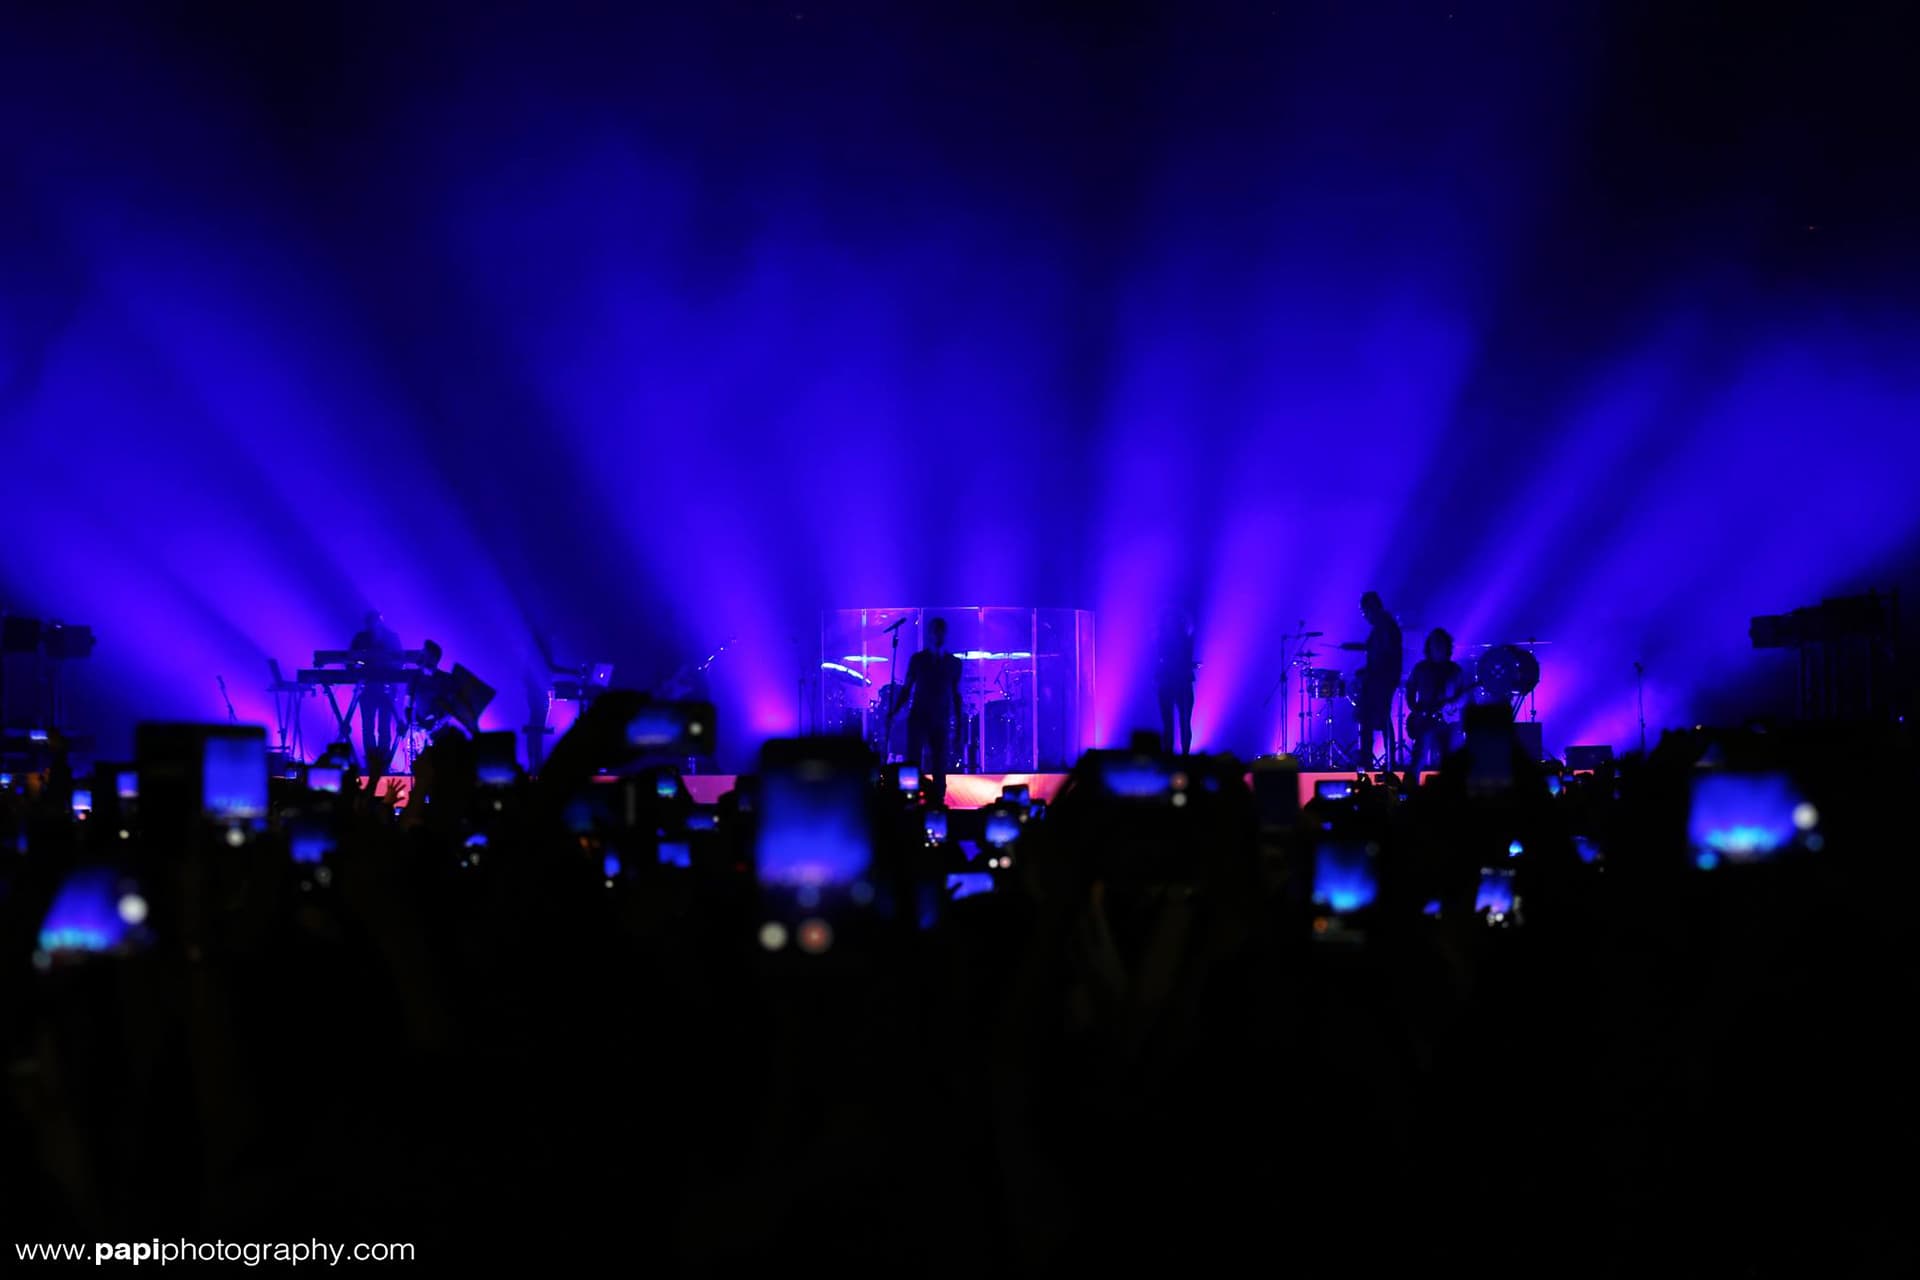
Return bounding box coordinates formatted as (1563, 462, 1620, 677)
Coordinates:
(984, 699, 1030, 772)
(1474, 644, 1539, 700)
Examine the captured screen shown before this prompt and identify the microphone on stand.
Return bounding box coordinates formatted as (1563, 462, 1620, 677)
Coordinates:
(881, 616, 910, 634)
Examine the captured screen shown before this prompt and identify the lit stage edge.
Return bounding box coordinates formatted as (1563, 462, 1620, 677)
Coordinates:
(680, 771, 1440, 811)
(361, 771, 1438, 811)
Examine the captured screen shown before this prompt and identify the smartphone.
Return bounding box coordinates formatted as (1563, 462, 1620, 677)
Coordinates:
(37, 866, 147, 956)
(1310, 838, 1379, 914)
(754, 739, 873, 889)
(983, 808, 1021, 848)
(658, 840, 693, 869)
(1475, 866, 1519, 923)
(289, 817, 334, 865)
(306, 765, 343, 794)
(70, 789, 93, 818)
(474, 732, 519, 787)
(1093, 755, 1175, 799)
(1001, 783, 1030, 808)
(1688, 770, 1817, 868)
(627, 701, 715, 756)
(114, 770, 140, 800)
(946, 872, 994, 901)
(201, 729, 268, 821)
(654, 772, 680, 800)
(685, 809, 719, 832)
(923, 810, 949, 844)
(1313, 778, 1354, 802)
(894, 763, 922, 794)
(1544, 773, 1564, 797)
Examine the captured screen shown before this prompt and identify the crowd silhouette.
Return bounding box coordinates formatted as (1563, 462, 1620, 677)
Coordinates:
(2, 691, 1914, 1273)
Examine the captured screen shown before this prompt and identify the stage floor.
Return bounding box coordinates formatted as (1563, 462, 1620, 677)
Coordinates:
(358, 769, 1435, 811)
(681, 770, 1437, 810)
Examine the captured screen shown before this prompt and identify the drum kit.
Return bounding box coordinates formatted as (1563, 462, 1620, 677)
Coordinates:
(819, 649, 1039, 771)
(1283, 628, 1548, 770)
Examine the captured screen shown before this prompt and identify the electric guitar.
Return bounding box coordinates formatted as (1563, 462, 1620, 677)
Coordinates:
(1405, 687, 1469, 740)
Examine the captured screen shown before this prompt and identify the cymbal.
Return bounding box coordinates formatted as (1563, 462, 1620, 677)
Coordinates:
(819, 662, 872, 686)
(1469, 639, 1554, 648)
(837, 654, 892, 664)
(954, 649, 1033, 661)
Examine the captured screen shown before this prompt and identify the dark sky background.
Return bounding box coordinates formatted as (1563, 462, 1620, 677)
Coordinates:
(2, 0, 1917, 764)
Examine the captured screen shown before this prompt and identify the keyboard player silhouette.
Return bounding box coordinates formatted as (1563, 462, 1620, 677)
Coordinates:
(349, 610, 405, 774)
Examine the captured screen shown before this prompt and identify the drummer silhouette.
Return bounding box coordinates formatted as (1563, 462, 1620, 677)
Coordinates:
(1357, 592, 1402, 770)
(890, 616, 964, 798)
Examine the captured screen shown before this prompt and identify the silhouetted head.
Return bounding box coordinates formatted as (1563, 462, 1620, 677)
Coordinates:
(1360, 592, 1385, 624)
(1425, 628, 1453, 662)
(927, 616, 948, 649)
(364, 610, 382, 631)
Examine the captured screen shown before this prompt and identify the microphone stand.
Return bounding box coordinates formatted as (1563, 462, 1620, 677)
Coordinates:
(1262, 634, 1292, 707)
(879, 614, 910, 762)
(216, 675, 239, 724)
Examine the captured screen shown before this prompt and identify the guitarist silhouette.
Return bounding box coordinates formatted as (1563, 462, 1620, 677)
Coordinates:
(1404, 628, 1468, 768)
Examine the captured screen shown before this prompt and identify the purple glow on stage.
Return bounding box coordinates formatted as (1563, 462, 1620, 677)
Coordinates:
(2, 6, 1916, 767)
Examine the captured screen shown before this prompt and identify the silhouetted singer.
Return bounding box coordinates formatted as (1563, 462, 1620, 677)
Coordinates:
(890, 615, 963, 795)
(1154, 607, 1197, 754)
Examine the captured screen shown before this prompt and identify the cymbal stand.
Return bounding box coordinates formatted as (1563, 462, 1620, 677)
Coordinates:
(1525, 638, 1541, 721)
(1264, 626, 1311, 755)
